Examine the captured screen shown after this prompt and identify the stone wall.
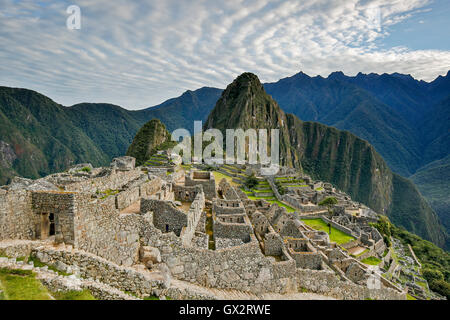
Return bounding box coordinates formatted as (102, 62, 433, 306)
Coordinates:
(31, 247, 165, 297)
(0, 190, 35, 240)
(213, 216, 253, 242)
(116, 185, 140, 211)
(173, 185, 203, 202)
(141, 199, 188, 236)
(74, 196, 141, 266)
(185, 171, 216, 200)
(64, 169, 142, 194)
(264, 231, 283, 256)
(31, 191, 79, 244)
(219, 179, 239, 200)
(213, 199, 245, 215)
(141, 222, 298, 294)
(180, 192, 205, 246)
(296, 269, 405, 300)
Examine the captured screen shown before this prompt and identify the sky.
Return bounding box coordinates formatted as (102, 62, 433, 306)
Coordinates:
(0, 0, 449, 110)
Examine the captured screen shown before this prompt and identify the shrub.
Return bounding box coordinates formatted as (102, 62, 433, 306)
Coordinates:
(422, 268, 444, 283)
(429, 279, 450, 299)
(244, 174, 258, 189)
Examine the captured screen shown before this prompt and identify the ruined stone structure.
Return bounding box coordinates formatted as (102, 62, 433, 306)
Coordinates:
(185, 170, 216, 200)
(0, 158, 406, 300)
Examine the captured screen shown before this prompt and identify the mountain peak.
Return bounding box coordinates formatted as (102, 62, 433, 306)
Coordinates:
(126, 118, 171, 166)
(328, 71, 346, 80)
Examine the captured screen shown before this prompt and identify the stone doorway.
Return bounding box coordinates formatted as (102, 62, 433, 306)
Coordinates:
(40, 213, 55, 239)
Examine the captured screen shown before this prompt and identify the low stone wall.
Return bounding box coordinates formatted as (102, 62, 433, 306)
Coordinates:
(174, 185, 203, 202)
(31, 247, 166, 297)
(65, 169, 142, 194)
(266, 177, 282, 202)
(140, 176, 163, 197)
(213, 200, 246, 215)
(213, 217, 252, 242)
(0, 240, 42, 258)
(341, 239, 360, 250)
(116, 185, 140, 211)
(296, 269, 405, 300)
(282, 195, 320, 212)
(319, 216, 358, 238)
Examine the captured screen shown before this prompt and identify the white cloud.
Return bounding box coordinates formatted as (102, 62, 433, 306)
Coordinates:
(0, 0, 448, 109)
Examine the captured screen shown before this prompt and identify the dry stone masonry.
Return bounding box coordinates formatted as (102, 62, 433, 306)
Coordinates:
(0, 159, 408, 300)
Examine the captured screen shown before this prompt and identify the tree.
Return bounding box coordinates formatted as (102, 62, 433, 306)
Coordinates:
(244, 173, 259, 189)
(319, 197, 338, 218)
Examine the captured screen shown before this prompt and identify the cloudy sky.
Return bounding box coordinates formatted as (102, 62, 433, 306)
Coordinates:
(0, 0, 449, 109)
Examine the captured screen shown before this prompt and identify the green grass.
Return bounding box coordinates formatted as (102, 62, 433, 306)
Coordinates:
(248, 196, 296, 212)
(361, 256, 382, 265)
(406, 293, 417, 300)
(51, 289, 96, 300)
(301, 218, 355, 245)
(28, 257, 71, 276)
(212, 171, 239, 186)
(99, 189, 119, 200)
(0, 268, 51, 300)
(282, 184, 309, 188)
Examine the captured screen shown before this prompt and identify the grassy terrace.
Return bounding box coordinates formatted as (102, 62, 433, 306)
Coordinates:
(248, 196, 295, 212)
(361, 256, 382, 266)
(212, 171, 239, 186)
(0, 268, 96, 300)
(301, 218, 355, 245)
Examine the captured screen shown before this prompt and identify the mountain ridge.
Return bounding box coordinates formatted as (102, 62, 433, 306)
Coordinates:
(203, 73, 446, 248)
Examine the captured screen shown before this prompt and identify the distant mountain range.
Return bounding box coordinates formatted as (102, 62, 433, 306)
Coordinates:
(204, 72, 446, 249)
(0, 70, 448, 248)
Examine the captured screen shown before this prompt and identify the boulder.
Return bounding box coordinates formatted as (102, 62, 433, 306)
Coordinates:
(139, 246, 161, 269)
(8, 176, 58, 191)
(111, 156, 135, 171)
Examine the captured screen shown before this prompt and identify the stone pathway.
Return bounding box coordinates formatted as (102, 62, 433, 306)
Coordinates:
(169, 279, 335, 300)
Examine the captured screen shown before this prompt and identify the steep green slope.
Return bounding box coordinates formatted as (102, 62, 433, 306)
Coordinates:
(419, 96, 450, 165)
(205, 73, 446, 248)
(264, 73, 423, 176)
(411, 156, 450, 242)
(204, 72, 295, 168)
(126, 119, 172, 166)
(0, 87, 109, 184)
(390, 173, 447, 249)
(286, 116, 392, 215)
(65, 103, 145, 159)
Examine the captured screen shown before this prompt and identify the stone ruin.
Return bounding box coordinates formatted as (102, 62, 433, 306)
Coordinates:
(0, 160, 406, 300)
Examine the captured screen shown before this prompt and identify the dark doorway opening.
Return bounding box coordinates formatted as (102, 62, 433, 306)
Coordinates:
(49, 213, 55, 236)
(165, 224, 169, 232)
